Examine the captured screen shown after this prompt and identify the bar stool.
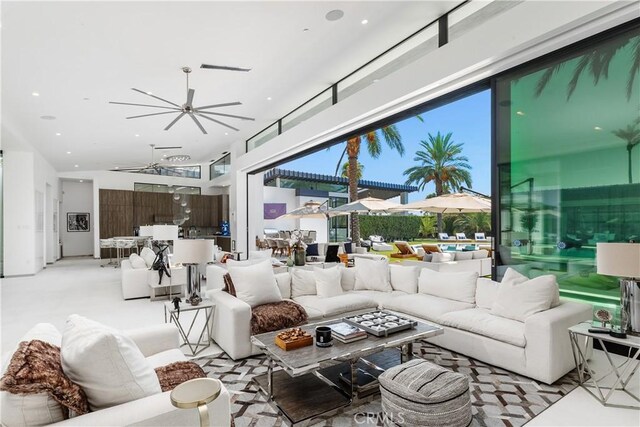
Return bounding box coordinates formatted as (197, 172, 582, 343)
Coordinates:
(99, 238, 116, 267)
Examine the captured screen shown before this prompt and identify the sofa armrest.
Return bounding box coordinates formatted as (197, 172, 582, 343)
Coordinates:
(50, 387, 231, 426)
(205, 289, 254, 360)
(124, 324, 180, 357)
(524, 301, 592, 384)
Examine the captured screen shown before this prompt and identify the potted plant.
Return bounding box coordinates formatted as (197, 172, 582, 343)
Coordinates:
(289, 230, 307, 266)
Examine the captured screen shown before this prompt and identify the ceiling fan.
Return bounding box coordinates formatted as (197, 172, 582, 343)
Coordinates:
(109, 66, 255, 134)
(113, 144, 189, 174)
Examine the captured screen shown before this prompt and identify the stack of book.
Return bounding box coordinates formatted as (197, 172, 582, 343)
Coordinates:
(328, 322, 367, 344)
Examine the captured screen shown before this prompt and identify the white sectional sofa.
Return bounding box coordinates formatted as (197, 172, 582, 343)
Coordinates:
(206, 263, 591, 385)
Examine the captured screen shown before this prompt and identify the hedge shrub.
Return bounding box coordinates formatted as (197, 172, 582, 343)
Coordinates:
(359, 215, 422, 242)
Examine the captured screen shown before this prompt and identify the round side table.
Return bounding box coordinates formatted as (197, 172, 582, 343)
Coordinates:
(170, 378, 222, 427)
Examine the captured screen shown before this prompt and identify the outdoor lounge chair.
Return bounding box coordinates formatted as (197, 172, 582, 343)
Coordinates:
(455, 232, 473, 242)
(475, 232, 489, 242)
(438, 232, 456, 241)
(390, 241, 421, 259)
(421, 244, 443, 254)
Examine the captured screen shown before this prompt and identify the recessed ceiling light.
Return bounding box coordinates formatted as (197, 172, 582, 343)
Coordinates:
(373, 79, 379, 83)
(114, 166, 119, 169)
(166, 154, 191, 162)
(83, 97, 90, 101)
(361, 19, 369, 25)
(74, 164, 79, 168)
(40, 115, 56, 120)
(303, 28, 309, 32)
(266, 97, 272, 101)
(594, 126, 603, 131)
(224, 132, 229, 136)
(146, 92, 153, 95)
(32, 92, 40, 97)
(325, 9, 344, 21)
(55, 132, 61, 136)
(66, 151, 71, 154)
(516, 111, 525, 116)
(163, 154, 167, 157)
(79, 180, 83, 183)
(135, 134, 140, 137)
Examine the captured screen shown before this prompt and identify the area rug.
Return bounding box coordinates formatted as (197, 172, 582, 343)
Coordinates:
(194, 340, 581, 427)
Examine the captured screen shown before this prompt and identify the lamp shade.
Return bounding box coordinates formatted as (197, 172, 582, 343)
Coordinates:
(173, 239, 215, 265)
(596, 243, 640, 278)
(153, 225, 179, 242)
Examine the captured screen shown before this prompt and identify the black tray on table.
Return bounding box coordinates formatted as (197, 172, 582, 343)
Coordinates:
(342, 310, 417, 337)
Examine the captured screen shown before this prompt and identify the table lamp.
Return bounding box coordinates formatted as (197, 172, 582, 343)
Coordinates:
(596, 242, 640, 336)
(173, 240, 214, 305)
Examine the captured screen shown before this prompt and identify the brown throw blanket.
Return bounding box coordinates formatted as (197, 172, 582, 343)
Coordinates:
(155, 361, 206, 392)
(250, 300, 308, 335)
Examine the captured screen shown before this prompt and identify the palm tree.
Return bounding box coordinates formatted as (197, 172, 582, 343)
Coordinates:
(454, 213, 490, 236)
(612, 118, 640, 184)
(340, 160, 364, 181)
(403, 132, 472, 232)
(335, 126, 404, 244)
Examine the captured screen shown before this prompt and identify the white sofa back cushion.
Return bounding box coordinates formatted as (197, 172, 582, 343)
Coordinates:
(432, 252, 454, 263)
(140, 247, 156, 268)
(354, 258, 392, 292)
(340, 267, 356, 291)
(60, 314, 161, 411)
(274, 272, 292, 299)
(129, 253, 148, 269)
(227, 260, 282, 307)
(455, 251, 473, 261)
(418, 269, 478, 304)
(491, 272, 557, 322)
(502, 267, 561, 307)
(291, 268, 316, 298)
(472, 250, 489, 259)
(475, 278, 500, 310)
(389, 264, 418, 294)
(314, 267, 343, 298)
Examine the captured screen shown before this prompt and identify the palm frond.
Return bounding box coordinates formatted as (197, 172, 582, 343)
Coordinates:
(567, 53, 593, 100)
(627, 36, 640, 101)
(534, 63, 564, 97)
(333, 144, 348, 177)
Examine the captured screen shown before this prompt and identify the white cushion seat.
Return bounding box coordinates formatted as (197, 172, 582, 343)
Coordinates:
(293, 293, 377, 318)
(348, 290, 408, 308)
(144, 348, 188, 369)
(383, 293, 474, 324)
(439, 308, 526, 347)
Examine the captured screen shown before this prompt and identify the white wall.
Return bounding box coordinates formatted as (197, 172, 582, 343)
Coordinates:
(60, 181, 94, 256)
(230, 1, 639, 257)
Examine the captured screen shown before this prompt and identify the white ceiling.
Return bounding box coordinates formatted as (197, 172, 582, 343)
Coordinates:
(1, 1, 460, 172)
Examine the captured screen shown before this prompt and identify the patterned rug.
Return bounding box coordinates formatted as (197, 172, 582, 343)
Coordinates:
(194, 340, 580, 427)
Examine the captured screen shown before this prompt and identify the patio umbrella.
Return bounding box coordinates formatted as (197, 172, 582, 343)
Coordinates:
(331, 197, 401, 213)
(277, 200, 348, 219)
(395, 193, 491, 213)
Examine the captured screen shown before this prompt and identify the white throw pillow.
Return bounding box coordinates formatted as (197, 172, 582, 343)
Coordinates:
(340, 266, 356, 291)
(389, 264, 418, 293)
(475, 278, 500, 310)
(418, 269, 478, 304)
(491, 273, 558, 322)
(129, 253, 147, 269)
(291, 268, 317, 298)
(431, 252, 454, 263)
(472, 249, 489, 259)
(455, 251, 473, 261)
(60, 315, 161, 411)
(139, 247, 156, 268)
(227, 260, 282, 307)
(502, 267, 560, 307)
(314, 267, 343, 298)
(354, 258, 392, 292)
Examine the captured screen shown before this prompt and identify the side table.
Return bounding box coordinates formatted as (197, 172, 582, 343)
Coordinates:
(170, 378, 222, 427)
(164, 299, 215, 356)
(568, 322, 640, 409)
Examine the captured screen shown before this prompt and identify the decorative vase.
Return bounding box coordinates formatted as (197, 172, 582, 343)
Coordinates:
(294, 248, 306, 266)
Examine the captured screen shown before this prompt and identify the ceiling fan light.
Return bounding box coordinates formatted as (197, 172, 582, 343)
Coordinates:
(166, 154, 191, 162)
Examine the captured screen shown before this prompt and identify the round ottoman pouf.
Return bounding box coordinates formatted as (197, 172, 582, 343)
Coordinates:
(379, 359, 471, 427)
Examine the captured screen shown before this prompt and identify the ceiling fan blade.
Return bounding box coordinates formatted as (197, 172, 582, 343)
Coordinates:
(154, 146, 183, 150)
(189, 113, 208, 134)
(200, 64, 251, 72)
(197, 110, 255, 121)
(110, 101, 180, 111)
(131, 88, 181, 108)
(126, 111, 179, 119)
(186, 88, 195, 107)
(195, 113, 239, 131)
(197, 102, 242, 110)
(164, 112, 186, 131)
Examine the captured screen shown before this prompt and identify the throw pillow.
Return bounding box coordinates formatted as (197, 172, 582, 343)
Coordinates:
(154, 362, 206, 392)
(502, 267, 561, 307)
(431, 252, 454, 263)
(475, 277, 500, 310)
(418, 269, 478, 304)
(472, 250, 489, 259)
(0, 340, 89, 417)
(129, 253, 147, 269)
(306, 243, 319, 257)
(61, 315, 162, 411)
(250, 300, 308, 335)
(423, 253, 433, 262)
(222, 273, 236, 297)
(314, 267, 343, 298)
(139, 247, 156, 268)
(389, 264, 418, 294)
(455, 251, 473, 261)
(354, 258, 392, 292)
(227, 260, 282, 307)
(492, 273, 558, 321)
(291, 268, 317, 298)
(344, 242, 353, 254)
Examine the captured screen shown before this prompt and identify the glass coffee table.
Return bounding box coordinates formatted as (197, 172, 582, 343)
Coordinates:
(251, 310, 443, 425)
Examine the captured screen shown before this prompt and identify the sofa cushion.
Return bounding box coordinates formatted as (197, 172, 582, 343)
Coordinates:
(140, 247, 156, 268)
(293, 294, 377, 318)
(418, 269, 478, 304)
(222, 273, 236, 297)
(291, 268, 317, 298)
(432, 252, 454, 263)
(61, 315, 162, 411)
(250, 300, 308, 335)
(145, 349, 187, 369)
(344, 242, 353, 254)
(383, 293, 474, 324)
(354, 258, 392, 292)
(274, 272, 292, 299)
(340, 267, 356, 291)
(472, 250, 489, 259)
(306, 243, 320, 256)
(475, 278, 500, 310)
(315, 267, 344, 298)
(129, 253, 148, 269)
(502, 268, 561, 307)
(455, 251, 473, 261)
(492, 273, 557, 322)
(389, 264, 418, 294)
(439, 308, 526, 347)
(154, 361, 206, 392)
(348, 290, 408, 308)
(227, 260, 282, 308)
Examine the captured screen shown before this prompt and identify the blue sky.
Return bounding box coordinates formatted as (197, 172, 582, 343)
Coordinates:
(281, 90, 491, 202)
